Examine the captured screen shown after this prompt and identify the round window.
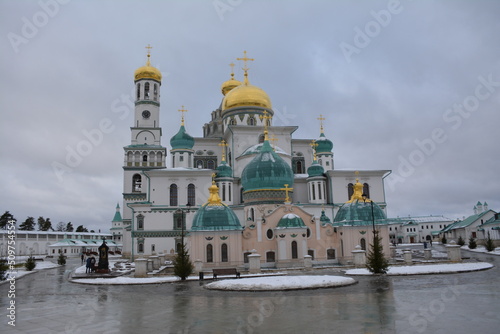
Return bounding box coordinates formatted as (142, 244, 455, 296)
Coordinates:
(266, 229, 274, 240)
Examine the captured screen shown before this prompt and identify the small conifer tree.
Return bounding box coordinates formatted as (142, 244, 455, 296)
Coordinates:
(173, 242, 194, 280)
(457, 236, 465, 246)
(468, 236, 477, 249)
(366, 231, 389, 274)
(58, 252, 66, 265)
(485, 232, 495, 252)
(25, 255, 36, 271)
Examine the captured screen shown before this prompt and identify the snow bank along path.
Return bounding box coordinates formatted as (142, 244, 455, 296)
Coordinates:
(345, 262, 493, 276)
(205, 275, 356, 291)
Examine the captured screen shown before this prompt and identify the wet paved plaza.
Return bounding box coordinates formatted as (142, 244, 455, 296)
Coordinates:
(1, 247, 499, 334)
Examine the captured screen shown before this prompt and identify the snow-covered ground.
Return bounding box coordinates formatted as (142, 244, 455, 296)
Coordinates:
(205, 275, 356, 291)
(345, 262, 493, 276)
(461, 245, 500, 255)
(2, 260, 61, 281)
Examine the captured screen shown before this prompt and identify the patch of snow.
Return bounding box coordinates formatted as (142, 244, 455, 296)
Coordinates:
(205, 275, 356, 291)
(283, 213, 300, 219)
(345, 262, 493, 276)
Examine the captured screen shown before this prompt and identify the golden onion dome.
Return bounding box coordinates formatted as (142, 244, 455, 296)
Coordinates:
(222, 82, 272, 111)
(221, 77, 242, 95)
(134, 54, 162, 82)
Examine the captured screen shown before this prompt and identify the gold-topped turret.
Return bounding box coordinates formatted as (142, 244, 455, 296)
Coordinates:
(222, 51, 272, 111)
(134, 44, 162, 82)
(221, 63, 242, 96)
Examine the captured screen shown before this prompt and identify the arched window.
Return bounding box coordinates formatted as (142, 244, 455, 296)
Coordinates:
(137, 215, 144, 230)
(258, 134, 265, 143)
(222, 184, 226, 201)
(138, 242, 144, 253)
(312, 183, 316, 200)
(247, 117, 256, 125)
(229, 118, 237, 125)
(142, 154, 148, 162)
(207, 160, 215, 169)
(296, 160, 303, 174)
(266, 251, 275, 262)
(228, 183, 232, 201)
(360, 238, 366, 251)
(132, 174, 142, 192)
(153, 84, 158, 101)
(347, 183, 354, 200)
(363, 183, 370, 199)
(206, 244, 213, 262)
(221, 244, 228, 262)
(187, 184, 196, 206)
(240, 188, 244, 203)
(170, 184, 178, 206)
(144, 82, 150, 99)
(291, 241, 298, 259)
(176, 242, 182, 253)
(136, 83, 141, 100)
(249, 208, 254, 221)
(243, 252, 251, 263)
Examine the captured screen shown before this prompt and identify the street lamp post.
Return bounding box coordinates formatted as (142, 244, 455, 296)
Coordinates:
(362, 193, 376, 234)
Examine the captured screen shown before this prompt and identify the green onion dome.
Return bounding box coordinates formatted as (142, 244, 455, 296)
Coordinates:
(307, 159, 324, 177)
(170, 125, 194, 150)
(333, 200, 386, 224)
(191, 182, 242, 231)
(276, 213, 306, 228)
(216, 160, 233, 178)
(315, 132, 333, 153)
(241, 140, 294, 191)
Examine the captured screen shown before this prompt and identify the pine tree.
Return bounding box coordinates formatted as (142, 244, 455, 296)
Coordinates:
(468, 236, 477, 249)
(457, 236, 465, 246)
(366, 231, 389, 274)
(58, 252, 66, 266)
(485, 232, 495, 252)
(173, 242, 194, 280)
(25, 255, 36, 271)
(0, 211, 16, 229)
(19, 217, 35, 231)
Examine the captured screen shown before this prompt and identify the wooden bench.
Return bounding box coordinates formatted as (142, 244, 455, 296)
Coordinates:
(212, 268, 240, 279)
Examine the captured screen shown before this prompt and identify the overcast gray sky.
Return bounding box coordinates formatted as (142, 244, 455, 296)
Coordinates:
(1, 0, 499, 232)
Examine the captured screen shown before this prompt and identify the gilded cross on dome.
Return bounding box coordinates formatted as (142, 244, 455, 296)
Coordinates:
(145, 44, 153, 65)
(310, 140, 318, 160)
(219, 140, 228, 162)
(260, 110, 272, 140)
(178, 106, 188, 126)
(280, 184, 293, 203)
(237, 50, 254, 84)
(317, 114, 326, 133)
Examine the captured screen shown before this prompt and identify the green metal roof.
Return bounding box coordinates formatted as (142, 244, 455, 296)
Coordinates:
(307, 159, 324, 177)
(320, 210, 332, 226)
(441, 210, 494, 232)
(315, 132, 333, 153)
(333, 199, 386, 225)
(112, 204, 122, 222)
(276, 213, 306, 228)
(191, 203, 242, 231)
(241, 140, 294, 191)
(170, 125, 194, 150)
(216, 161, 233, 178)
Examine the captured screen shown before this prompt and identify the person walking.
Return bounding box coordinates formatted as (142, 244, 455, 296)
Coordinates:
(85, 257, 92, 273)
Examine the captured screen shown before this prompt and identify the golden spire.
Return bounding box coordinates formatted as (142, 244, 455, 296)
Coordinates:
(207, 173, 223, 205)
(260, 110, 272, 140)
(237, 50, 254, 85)
(178, 105, 188, 126)
(310, 140, 318, 160)
(317, 114, 326, 133)
(219, 140, 228, 162)
(280, 184, 293, 203)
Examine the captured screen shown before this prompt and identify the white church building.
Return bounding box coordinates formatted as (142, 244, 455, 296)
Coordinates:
(114, 50, 394, 269)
